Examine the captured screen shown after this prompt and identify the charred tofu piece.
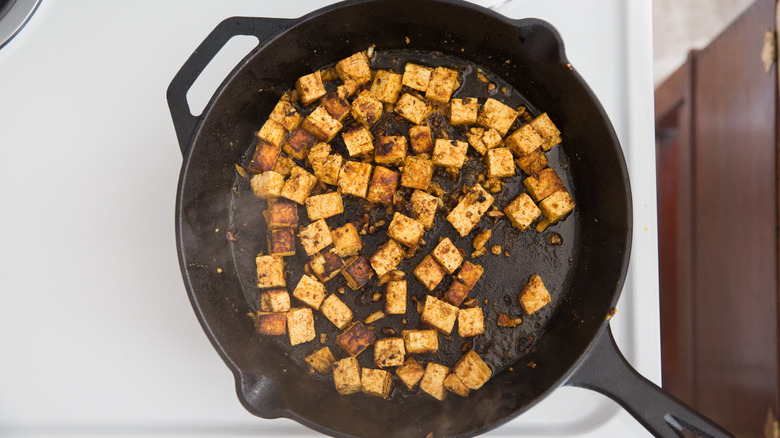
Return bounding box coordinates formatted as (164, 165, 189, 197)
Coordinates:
(256, 255, 286, 288)
(333, 356, 362, 395)
(444, 373, 470, 397)
(337, 321, 375, 357)
(320, 91, 351, 122)
(396, 357, 425, 390)
(338, 160, 372, 199)
(529, 112, 562, 151)
(305, 346, 336, 373)
(538, 189, 575, 224)
(457, 261, 484, 289)
(506, 124, 544, 157)
(272, 155, 296, 177)
(444, 280, 471, 306)
(361, 368, 392, 399)
(266, 200, 298, 228)
(315, 154, 343, 186)
(331, 223, 363, 257)
(385, 280, 407, 314)
(504, 193, 541, 231)
(519, 274, 551, 315)
(367, 166, 400, 205)
(400, 156, 433, 190)
(292, 274, 326, 310)
(283, 128, 317, 161)
(466, 126, 503, 156)
(408, 189, 438, 229)
(287, 307, 315, 346)
(351, 90, 383, 128)
(446, 184, 495, 236)
(394, 93, 430, 125)
(477, 98, 519, 136)
(267, 228, 296, 257)
(409, 124, 434, 154)
(248, 140, 281, 173)
(374, 337, 406, 368)
(370, 70, 404, 104)
(453, 350, 492, 390)
(253, 312, 287, 335)
(259, 289, 291, 313)
(320, 294, 354, 330)
(523, 168, 565, 202)
(305, 191, 344, 221)
(402, 63, 433, 92)
(374, 135, 408, 167)
(425, 67, 458, 104)
(402, 329, 438, 354)
(257, 119, 287, 147)
(420, 362, 449, 400)
(280, 166, 317, 205)
(307, 142, 331, 173)
(516, 148, 548, 175)
(420, 295, 459, 334)
(309, 247, 345, 282)
(298, 219, 333, 256)
(250, 171, 284, 199)
(414, 255, 447, 291)
(387, 213, 425, 248)
(457, 306, 485, 338)
(431, 237, 463, 274)
(486, 147, 515, 178)
(336, 52, 372, 87)
(450, 98, 479, 126)
(370, 239, 406, 277)
(432, 139, 468, 168)
(342, 125, 374, 157)
(341, 255, 373, 290)
(302, 106, 343, 142)
(295, 71, 326, 105)
(269, 99, 304, 131)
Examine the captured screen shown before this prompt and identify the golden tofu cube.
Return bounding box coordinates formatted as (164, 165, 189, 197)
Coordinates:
(375, 135, 408, 166)
(385, 280, 407, 314)
(444, 373, 470, 397)
(523, 168, 565, 202)
(482, 128, 503, 149)
(414, 255, 447, 291)
(387, 212, 425, 248)
(267, 228, 296, 257)
(466, 127, 488, 155)
(539, 189, 575, 223)
(283, 128, 316, 161)
(307, 142, 331, 173)
(402, 329, 438, 354)
(257, 119, 287, 147)
(247, 140, 281, 173)
(444, 280, 470, 306)
(370, 70, 403, 104)
(395, 357, 425, 390)
(253, 312, 287, 335)
(400, 155, 433, 190)
(259, 289, 290, 313)
(292, 274, 326, 310)
(333, 356, 362, 395)
(256, 255, 285, 288)
(446, 184, 495, 236)
(425, 66, 458, 104)
(305, 191, 344, 221)
(394, 93, 430, 125)
(431, 237, 463, 274)
(335, 52, 372, 86)
(336, 321, 375, 357)
(331, 223, 363, 257)
(287, 307, 315, 346)
(370, 239, 406, 277)
(250, 171, 284, 199)
(315, 154, 343, 186)
(342, 125, 374, 157)
(269, 99, 303, 131)
(338, 160, 373, 199)
(266, 200, 298, 228)
(529, 112, 562, 151)
(409, 124, 434, 154)
(305, 346, 335, 373)
(295, 71, 326, 105)
(351, 89, 383, 128)
(298, 219, 333, 256)
(420, 362, 449, 400)
(341, 255, 373, 289)
(458, 307, 485, 338)
(302, 106, 343, 142)
(486, 147, 515, 178)
(320, 293, 353, 330)
(506, 123, 544, 157)
(453, 350, 492, 390)
(408, 189, 438, 229)
(320, 91, 351, 122)
(450, 98, 479, 126)
(272, 155, 296, 177)
(477, 98, 518, 136)
(374, 337, 406, 368)
(457, 261, 484, 289)
(402, 63, 433, 92)
(433, 139, 468, 168)
(361, 368, 392, 399)
(516, 148, 548, 175)
(367, 166, 400, 205)
(308, 247, 345, 282)
(504, 193, 541, 231)
(519, 274, 551, 314)
(280, 166, 317, 205)
(420, 295, 459, 334)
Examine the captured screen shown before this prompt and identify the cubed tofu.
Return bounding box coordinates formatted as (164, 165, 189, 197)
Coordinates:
(450, 98, 479, 126)
(446, 184, 495, 236)
(370, 239, 406, 277)
(248, 140, 281, 173)
(414, 255, 447, 291)
(336, 321, 375, 357)
(409, 124, 434, 154)
(298, 219, 333, 256)
(283, 128, 317, 161)
(431, 237, 463, 274)
(267, 228, 296, 257)
(394, 93, 430, 125)
(338, 160, 372, 199)
(425, 67, 458, 104)
(331, 223, 363, 257)
(351, 90, 383, 128)
(408, 189, 438, 229)
(341, 255, 373, 289)
(307, 142, 331, 172)
(523, 168, 565, 202)
(374, 135, 408, 167)
(295, 71, 326, 105)
(402, 63, 433, 92)
(280, 166, 317, 205)
(315, 154, 344, 186)
(457, 261, 484, 289)
(477, 98, 518, 136)
(486, 147, 515, 178)
(444, 373, 470, 397)
(529, 112, 562, 151)
(538, 189, 575, 223)
(302, 106, 343, 142)
(444, 280, 470, 306)
(259, 289, 291, 313)
(432, 139, 469, 168)
(505, 123, 544, 157)
(395, 357, 425, 390)
(458, 307, 485, 338)
(309, 247, 345, 282)
(251, 171, 284, 199)
(516, 148, 548, 175)
(374, 337, 406, 368)
(257, 119, 287, 147)
(370, 70, 403, 104)
(385, 280, 407, 314)
(272, 155, 296, 177)
(305, 346, 335, 373)
(266, 200, 298, 228)
(400, 156, 433, 190)
(466, 127, 487, 155)
(333, 356, 362, 395)
(420, 362, 449, 400)
(420, 295, 459, 334)
(504, 193, 541, 231)
(256, 255, 286, 288)
(320, 294, 354, 330)
(361, 368, 392, 398)
(482, 128, 503, 149)
(335, 52, 372, 86)
(452, 350, 492, 390)
(320, 91, 351, 122)
(387, 212, 425, 248)
(519, 274, 551, 314)
(342, 125, 374, 157)
(402, 329, 438, 354)
(269, 99, 303, 131)
(253, 312, 287, 335)
(305, 191, 344, 221)
(366, 166, 400, 205)
(287, 307, 315, 346)
(292, 274, 326, 310)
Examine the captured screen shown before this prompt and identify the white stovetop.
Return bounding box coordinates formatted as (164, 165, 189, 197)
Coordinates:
(0, 1, 658, 436)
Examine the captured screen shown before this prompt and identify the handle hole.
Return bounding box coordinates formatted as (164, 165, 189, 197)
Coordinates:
(185, 35, 259, 117)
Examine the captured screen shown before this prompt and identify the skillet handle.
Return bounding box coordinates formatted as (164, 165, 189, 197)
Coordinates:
(566, 326, 734, 438)
(166, 16, 294, 156)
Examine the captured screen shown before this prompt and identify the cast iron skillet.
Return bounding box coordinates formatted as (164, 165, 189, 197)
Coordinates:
(167, 1, 733, 437)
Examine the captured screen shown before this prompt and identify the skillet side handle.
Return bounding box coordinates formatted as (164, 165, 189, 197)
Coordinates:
(566, 326, 734, 438)
(166, 16, 294, 156)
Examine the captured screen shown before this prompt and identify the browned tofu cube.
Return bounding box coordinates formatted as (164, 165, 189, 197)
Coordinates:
(431, 237, 463, 274)
(409, 124, 434, 154)
(259, 289, 291, 313)
(266, 200, 298, 228)
(320, 293, 353, 330)
(466, 127, 488, 156)
(433, 139, 468, 168)
(283, 128, 317, 161)
(425, 67, 458, 104)
(394, 93, 430, 125)
(457, 261, 484, 289)
(477, 98, 518, 136)
(402, 329, 438, 354)
(351, 90, 383, 128)
(374, 135, 408, 166)
(395, 357, 425, 390)
(385, 280, 407, 314)
(315, 154, 343, 186)
(298, 219, 333, 256)
(336, 321, 375, 357)
(331, 223, 363, 257)
(333, 356, 361, 395)
(452, 350, 492, 390)
(408, 189, 438, 229)
(253, 312, 287, 335)
(370, 70, 403, 104)
(519, 274, 551, 314)
(482, 128, 503, 149)
(336, 52, 372, 86)
(374, 337, 406, 368)
(269, 99, 303, 131)
(342, 125, 374, 157)
(446, 184, 495, 236)
(292, 274, 326, 310)
(400, 156, 433, 190)
(307, 142, 331, 173)
(538, 189, 575, 223)
(287, 307, 315, 346)
(305, 191, 344, 221)
(444, 280, 470, 306)
(320, 91, 351, 122)
(361, 368, 392, 398)
(256, 255, 286, 288)
(370, 239, 406, 277)
(414, 255, 447, 291)
(248, 140, 281, 173)
(506, 123, 544, 157)
(302, 106, 343, 142)
(444, 373, 470, 397)
(341, 255, 373, 289)
(458, 307, 485, 338)
(309, 247, 345, 282)
(420, 362, 449, 400)
(420, 295, 459, 334)
(305, 346, 335, 373)
(366, 166, 399, 205)
(267, 228, 296, 257)
(280, 166, 317, 205)
(486, 147, 515, 179)
(402, 63, 433, 92)
(504, 193, 541, 231)
(251, 171, 284, 199)
(338, 160, 372, 199)
(272, 155, 296, 177)
(523, 168, 565, 202)
(257, 119, 287, 147)
(387, 212, 425, 248)
(295, 71, 326, 105)
(516, 148, 548, 175)
(529, 112, 562, 151)
(450, 98, 479, 126)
